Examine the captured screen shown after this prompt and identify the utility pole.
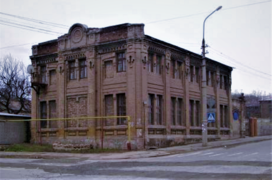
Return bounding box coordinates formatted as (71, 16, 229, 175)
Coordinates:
(201, 6, 222, 147)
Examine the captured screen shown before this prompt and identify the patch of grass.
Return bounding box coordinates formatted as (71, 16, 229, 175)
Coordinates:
(5, 144, 54, 152)
(4, 143, 125, 153)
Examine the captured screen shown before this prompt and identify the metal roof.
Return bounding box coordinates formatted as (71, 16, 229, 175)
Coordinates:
(0, 112, 31, 118)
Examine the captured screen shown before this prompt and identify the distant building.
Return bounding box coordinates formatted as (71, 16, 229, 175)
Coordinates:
(260, 100, 272, 119)
(30, 23, 233, 149)
(246, 100, 272, 119)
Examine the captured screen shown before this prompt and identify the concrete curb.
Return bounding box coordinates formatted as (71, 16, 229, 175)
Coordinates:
(0, 136, 271, 160)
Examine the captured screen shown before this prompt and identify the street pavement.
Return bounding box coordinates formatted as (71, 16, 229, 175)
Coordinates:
(0, 138, 271, 180)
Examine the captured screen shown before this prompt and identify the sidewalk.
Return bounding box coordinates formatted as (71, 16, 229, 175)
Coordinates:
(0, 135, 271, 160)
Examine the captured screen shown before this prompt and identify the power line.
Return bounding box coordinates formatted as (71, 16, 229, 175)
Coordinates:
(0, 20, 63, 35)
(0, 12, 69, 29)
(208, 48, 272, 81)
(146, 0, 271, 24)
(0, 42, 39, 50)
(0, 22, 59, 36)
(209, 46, 272, 77)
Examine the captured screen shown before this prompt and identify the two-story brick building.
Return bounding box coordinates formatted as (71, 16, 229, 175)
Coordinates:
(30, 23, 233, 149)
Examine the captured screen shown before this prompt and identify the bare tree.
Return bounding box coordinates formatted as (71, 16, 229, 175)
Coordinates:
(0, 54, 31, 114)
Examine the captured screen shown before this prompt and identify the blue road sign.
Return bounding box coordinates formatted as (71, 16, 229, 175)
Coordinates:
(233, 111, 239, 121)
(207, 112, 215, 123)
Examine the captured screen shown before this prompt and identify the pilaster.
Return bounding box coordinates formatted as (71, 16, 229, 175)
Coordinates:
(184, 56, 190, 135)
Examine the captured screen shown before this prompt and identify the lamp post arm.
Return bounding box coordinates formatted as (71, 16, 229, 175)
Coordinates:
(203, 9, 219, 42)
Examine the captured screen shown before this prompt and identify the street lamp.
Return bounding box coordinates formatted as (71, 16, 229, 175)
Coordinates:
(201, 6, 222, 147)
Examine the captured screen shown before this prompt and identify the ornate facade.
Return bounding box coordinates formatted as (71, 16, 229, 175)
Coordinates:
(30, 23, 233, 149)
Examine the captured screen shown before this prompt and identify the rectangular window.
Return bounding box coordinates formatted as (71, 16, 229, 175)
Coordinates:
(177, 98, 182, 125)
(190, 100, 194, 126)
(40, 101, 47, 128)
(206, 71, 210, 86)
(220, 75, 223, 89)
(156, 95, 163, 125)
(195, 67, 199, 83)
(177, 61, 182, 79)
(211, 72, 214, 87)
(156, 55, 162, 74)
(49, 100, 57, 128)
(105, 61, 113, 78)
(117, 52, 126, 72)
(224, 76, 227, 90)
(69, 61, 76, 80)
(171, 60, 176, 78)
(195, 101, 200, 126)
(49, 70, 56, 85)
(117, 94, 126, 125)
(41, 66, 47, 83)
(171, 97, 176, 125)
(148, 53, 153, 72)
(190, 66, 194, 82)
(220, 105, 224, 127)
(224, 105, 228, 127)
(105, 95, 114, 126)
(148, 94, 155, 125)
(79, 59, 87, 79)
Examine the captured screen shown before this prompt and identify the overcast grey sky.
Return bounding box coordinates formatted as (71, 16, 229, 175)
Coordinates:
(0, 0, 271, 94)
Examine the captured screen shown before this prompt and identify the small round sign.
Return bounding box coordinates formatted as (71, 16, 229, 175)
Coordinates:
(233, 111, 239, 121)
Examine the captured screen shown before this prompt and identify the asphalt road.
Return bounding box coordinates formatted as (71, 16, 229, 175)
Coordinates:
(0, 140, 271, 180)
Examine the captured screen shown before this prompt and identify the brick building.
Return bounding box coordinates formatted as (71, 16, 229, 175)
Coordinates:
(30, 23, 233, 149)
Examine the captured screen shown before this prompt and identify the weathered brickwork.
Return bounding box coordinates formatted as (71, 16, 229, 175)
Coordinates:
(30, 23, 234, 150)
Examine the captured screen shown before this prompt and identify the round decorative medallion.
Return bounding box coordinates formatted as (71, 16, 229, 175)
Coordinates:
(71, 28, 83, 43)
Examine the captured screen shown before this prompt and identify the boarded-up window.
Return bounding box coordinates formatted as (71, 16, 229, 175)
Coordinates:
(117, 94, 126, 125)
(67, 97, 87, 128)
(78, 97, 87, 127)
(105, 61, 113, 78)
(67, 98, 77, 127)
(49, 100, 57, 128)
(105, 95, 114, 126)
(49, 70, 56, 85)
(40, 101, 47, 128)
(148, 94, 154, 125)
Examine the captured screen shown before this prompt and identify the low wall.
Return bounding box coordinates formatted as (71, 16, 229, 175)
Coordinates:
(257, 118, 272, 136)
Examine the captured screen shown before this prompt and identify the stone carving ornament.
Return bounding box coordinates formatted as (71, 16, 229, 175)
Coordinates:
(72, 27, 83, 43)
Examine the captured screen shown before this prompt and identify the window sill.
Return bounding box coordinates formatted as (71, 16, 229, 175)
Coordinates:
(170, 125, 186, 129)
(64, 127, 88, 131)
(96, 125, 127, 130)
(148, 125, 165, 129)
(39, 128, 58, 132)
